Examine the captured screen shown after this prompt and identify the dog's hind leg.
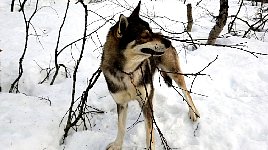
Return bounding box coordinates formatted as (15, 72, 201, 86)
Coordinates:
(106, 103, 128, 150)
(159, 47, 200, 122)
(171, 73, 200, 122)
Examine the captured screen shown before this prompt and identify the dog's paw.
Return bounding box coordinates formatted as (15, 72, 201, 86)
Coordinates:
(188, 108, 200, 122)
(106, 142, 122, 150)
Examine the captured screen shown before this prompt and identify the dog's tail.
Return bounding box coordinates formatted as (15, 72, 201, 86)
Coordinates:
(160, 71, 172, 87)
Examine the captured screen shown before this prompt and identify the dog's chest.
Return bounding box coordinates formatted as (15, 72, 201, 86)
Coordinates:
(120, 69, 146, 93)
(106, 65, 153, 104)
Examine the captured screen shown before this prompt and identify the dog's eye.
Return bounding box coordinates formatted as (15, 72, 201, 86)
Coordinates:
(136, 30, 152, 44)
(140, 30, 151, 39)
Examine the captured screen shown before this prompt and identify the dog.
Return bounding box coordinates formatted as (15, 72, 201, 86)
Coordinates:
(100, 1, 200, 149)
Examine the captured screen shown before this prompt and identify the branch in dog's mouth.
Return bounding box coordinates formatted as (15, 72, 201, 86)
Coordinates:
(141, 48, 164, 56)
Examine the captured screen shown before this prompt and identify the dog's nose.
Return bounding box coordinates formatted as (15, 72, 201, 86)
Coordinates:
(162, 38, 171, 48)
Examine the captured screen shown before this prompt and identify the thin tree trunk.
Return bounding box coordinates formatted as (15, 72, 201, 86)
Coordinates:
(187, 4, 193, 32)
(207, 0, 228, 45)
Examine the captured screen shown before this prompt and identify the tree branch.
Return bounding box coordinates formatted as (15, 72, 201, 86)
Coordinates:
(228, 0, 244, 33)
(61, 1, 104, 144)
(50, 0, 70, 85)
(9, 0, 39, 93)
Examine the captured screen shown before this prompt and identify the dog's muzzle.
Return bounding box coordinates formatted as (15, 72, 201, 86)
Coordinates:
(140, 38, 171, 56)
(141, 48, 165, 55)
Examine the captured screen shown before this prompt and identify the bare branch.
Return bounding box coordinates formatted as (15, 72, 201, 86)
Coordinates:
(11, 0, 16, 12)
(57, 18, 112, 55)
(9, 0, 39, 93)
(61, 1, 104, 144)
(50, 0, 70, 85)
(18, 0, 27, 12)
(228, 0, 244, 33)
(61, 68, 103, 144)
(164, 35, 268, 58)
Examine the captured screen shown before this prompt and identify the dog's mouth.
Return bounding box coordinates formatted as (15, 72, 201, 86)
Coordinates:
(140, 48, 164, 56)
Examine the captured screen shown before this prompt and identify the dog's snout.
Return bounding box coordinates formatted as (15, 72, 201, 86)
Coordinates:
(162, 38, 171, 48)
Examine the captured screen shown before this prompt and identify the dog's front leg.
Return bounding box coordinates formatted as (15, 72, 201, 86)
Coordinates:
(141, 99, 155, 150)
(106, 103, 128, 150)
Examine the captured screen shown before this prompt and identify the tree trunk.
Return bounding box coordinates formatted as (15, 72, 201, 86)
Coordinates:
(207, 0, 228, 45)
(186, 4, 193, 32)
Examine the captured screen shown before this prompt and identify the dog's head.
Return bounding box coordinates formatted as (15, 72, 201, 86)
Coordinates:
(114, 1, 171, 56)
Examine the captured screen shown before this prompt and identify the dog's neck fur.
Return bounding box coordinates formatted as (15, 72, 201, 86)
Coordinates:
(122, 43, 150, 73)
(101, 30, 149, 75)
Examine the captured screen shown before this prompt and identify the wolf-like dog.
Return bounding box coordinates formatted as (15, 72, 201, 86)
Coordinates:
(100, 1, 200, 149)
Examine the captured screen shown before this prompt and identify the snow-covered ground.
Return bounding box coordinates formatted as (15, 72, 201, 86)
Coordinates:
(1, 0, 268, 149)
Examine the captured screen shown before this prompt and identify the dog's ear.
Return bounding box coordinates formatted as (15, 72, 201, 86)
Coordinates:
(117, 14, 128, 38)
(129, 1, 141, 18)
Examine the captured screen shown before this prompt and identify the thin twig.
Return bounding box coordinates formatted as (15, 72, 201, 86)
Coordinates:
(9, 0, 39, 93)
(50, 0, 70, 85)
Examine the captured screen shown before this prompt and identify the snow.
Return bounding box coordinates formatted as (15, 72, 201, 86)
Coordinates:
(1, 0, 268, 150)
